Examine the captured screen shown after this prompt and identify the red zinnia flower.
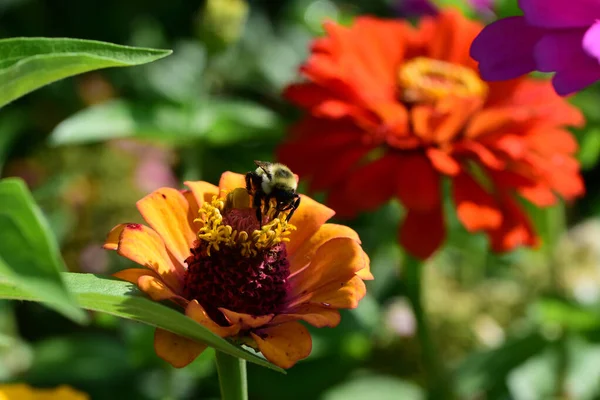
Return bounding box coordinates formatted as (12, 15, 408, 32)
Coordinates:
(278, 9, 585, 259)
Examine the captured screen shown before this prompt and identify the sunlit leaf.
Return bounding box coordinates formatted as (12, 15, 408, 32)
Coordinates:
(0, 37, 171, 108)
(322, 375, 424, 400)
(532, 297, 600, 332)
(49, 99, 282, 146)
(0, 178, 86, 323)
(507, 347, 557, 400)
(455, 333, 548, 398)
(0, 272, 284, 372)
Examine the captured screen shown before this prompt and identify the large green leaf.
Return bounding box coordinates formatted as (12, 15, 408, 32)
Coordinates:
(49, 99, 282, 146)
(0, 178, 86, 323)
(0, 272, 284, 372)
(0, 37, 171, 108)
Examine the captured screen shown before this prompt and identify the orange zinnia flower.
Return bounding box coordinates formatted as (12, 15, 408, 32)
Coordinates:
(104, 172, 372, 369)
(0, 384, 89, 400)
(278, 9, 585, 259)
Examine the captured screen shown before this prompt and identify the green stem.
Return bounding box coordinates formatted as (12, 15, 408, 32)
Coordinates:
(404, 255, 451, 399)
(215, 351, 248, 400)
(542, 202, 568, 398)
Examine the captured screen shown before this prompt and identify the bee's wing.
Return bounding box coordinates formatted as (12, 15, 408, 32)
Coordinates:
(253, 160, 272, 170)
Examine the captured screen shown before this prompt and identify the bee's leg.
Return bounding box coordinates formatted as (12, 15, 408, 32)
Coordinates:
(245, 173, 254, 193)
(286, 196, 301, 223)
(253, 191, 264, 226)
(263, 194, 274, 222)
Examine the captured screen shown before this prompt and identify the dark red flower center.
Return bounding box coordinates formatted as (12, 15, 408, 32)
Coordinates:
(182, 192, 293, 326)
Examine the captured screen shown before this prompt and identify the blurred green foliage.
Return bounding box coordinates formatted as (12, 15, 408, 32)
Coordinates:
(2, 0, 600, 399)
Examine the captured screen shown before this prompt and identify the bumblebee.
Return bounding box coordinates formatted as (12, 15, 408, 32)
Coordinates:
(245, 160, 301, 224)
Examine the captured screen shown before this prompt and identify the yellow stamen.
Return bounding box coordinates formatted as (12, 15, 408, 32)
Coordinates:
(398, 57, 487, 103)
(195, 190, 297, 258)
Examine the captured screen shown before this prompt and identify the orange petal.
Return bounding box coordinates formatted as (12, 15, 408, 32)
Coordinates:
(154, 328, 206, 368)
(309, 275, 367, 309)
(289, 223, 360, 273)
(487, 194, 538, 252)
(286, 194, 335, 256)
(289, 238, 367, 299)
(218, 172, 246, 194)
(355, 251, 374, 280)
(181, 189, 202, 231)
(104, 224, 126, 250)
(426, 147, 460, 176)
(433, 97, 480, 143)
(113, 268, 159, 284)
(138, 275, 181, 302)
(465, 108, 513, 139)
(114, 223, 185, 293)
(136, 188, 196, 265)
(184, 181, 219, 208)
(250, 322, 312, 369)
(272, 304, 341, 328)
(219, 308, 274, 330)
(411, 105, 434, 141)
(186, 300, 240, 337)
(452, 172, 502, 232)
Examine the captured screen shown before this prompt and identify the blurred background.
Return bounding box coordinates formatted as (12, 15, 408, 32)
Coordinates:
(2, 0, 600, 398)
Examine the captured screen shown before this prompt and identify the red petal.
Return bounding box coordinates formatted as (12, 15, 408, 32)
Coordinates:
(486, 194, 538, 252)
(399, 206, 445, 259)
(452, 172, 503, 232)
(395, 153, 441, 212)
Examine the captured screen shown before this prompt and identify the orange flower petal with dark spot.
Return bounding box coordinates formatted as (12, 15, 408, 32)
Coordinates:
(154, 328, 207, 368)
(219, 308, 274, 330)
(309, 275, 367, 309)
(186, 300, 240, 337)
(111, 223, 184, 292)
(250, 322, 312, 369)
(137, 188, 196, 265)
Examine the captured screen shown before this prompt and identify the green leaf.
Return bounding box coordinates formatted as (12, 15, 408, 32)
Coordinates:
(0, 178, 86, 323)
(0, 37, 171, 108)
(532, 297, 600, 332)
(507, 346, 557, 400)
(577, 128, 600, 170)
(0, 272, 284, 372)
(322, 375, 424, 400)
(0, 178, 87, 322)
(49, 99, 282, 147)
(455, 333, 548, 398)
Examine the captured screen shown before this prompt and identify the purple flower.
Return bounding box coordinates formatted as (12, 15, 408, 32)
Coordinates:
(470, 0, 600, 96)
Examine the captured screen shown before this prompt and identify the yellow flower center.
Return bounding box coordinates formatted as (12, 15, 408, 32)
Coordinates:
(398, 57, 487, 103)
(194, 188, 296, 258)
